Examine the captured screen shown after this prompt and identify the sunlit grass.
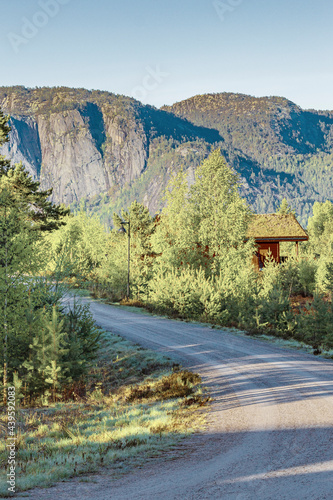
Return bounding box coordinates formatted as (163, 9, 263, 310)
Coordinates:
(230, 328, 333, 358)
(0, 330, 208, 496)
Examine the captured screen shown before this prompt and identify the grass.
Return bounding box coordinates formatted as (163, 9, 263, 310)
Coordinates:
(210, 324, 333, 359)
(0, 330, 208, 497)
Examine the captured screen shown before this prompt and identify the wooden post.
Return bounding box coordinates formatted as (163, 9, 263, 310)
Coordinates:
(295, 241, 299, 258)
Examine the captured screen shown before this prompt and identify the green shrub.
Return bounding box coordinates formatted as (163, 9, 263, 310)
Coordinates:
(296, 294, 333, 350)
(298, 258, 317, 296)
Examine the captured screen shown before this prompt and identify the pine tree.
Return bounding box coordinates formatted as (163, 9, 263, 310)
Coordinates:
(277, 198, 295, 215)
(45, 361, 62, 403)
(0, 189, 40, 403)
(0, 163, 69, 231)
(22, 306, 69, 401)
(297, 294, 332, 351)
(62, 299, 101, 381)
(0, 106, 69, 231)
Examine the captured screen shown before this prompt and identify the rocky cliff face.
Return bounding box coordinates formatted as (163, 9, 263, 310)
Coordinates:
(0, 92, 149, 205)
(1, 115, 42, 179)
(0, 87, 219, 213)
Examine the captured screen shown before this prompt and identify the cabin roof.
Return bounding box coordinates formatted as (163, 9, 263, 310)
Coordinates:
(246, 214, 308, 241)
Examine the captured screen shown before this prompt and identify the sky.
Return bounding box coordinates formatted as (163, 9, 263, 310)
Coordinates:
(1, 0, 333, 110)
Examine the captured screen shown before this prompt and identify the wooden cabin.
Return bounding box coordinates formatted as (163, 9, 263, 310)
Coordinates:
(246, 214, 308, 271)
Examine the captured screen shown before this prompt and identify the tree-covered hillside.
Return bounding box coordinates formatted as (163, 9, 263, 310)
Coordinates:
(162, 93, 333, 225)
(1, 87, 333, 226)
(162, 93, 333, 159)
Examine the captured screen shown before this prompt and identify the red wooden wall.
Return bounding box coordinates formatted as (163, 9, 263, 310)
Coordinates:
(252, 241, 280, 270)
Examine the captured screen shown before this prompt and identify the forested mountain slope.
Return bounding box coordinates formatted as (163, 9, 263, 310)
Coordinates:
(163, 94, 333, 225)
(1, 86, 333, 226)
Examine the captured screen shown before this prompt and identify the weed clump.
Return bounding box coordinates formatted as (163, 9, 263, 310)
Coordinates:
(125, 370, 201, 402)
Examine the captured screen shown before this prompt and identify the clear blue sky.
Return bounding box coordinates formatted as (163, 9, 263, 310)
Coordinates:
(1, 0, 333, 110)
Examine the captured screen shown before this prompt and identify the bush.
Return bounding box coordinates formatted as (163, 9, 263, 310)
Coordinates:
(5, 297, 102, 406)
(148, 257, 258, 326)
(296, 294, 333, 350)
(277, 257, 317, 297)
(298, 258, 317, 296)
(148, 268, 204, 318)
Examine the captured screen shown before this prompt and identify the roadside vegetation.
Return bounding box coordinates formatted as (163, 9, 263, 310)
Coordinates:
(0, 329, 207, 496)
(39, 151, 333, 356)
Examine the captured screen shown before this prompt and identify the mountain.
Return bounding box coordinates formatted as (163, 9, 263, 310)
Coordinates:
(162, 93, 333, 159)
(0, 87, 220, 224)
(1, 86, 333, 226)
(162, 94, 333, 225)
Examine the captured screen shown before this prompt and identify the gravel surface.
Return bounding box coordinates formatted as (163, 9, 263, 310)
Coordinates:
(18, 298, 333, 500)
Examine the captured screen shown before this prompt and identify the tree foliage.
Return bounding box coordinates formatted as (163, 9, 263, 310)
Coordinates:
(152, 150, 253, 274)
(0, 107, 100, 405)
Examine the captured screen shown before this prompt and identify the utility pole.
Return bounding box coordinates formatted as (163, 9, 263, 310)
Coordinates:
(118, 220, 130, 299)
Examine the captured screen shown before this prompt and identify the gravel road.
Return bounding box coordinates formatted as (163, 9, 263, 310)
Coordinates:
(20, 298, 333, 500)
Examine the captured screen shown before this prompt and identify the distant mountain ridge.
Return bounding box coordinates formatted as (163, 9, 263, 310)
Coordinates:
(163, 93, 333, 158)
(1, 86, 333, 226)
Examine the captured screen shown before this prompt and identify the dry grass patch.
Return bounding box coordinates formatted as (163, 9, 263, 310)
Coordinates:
(123, 370, 202, 402)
